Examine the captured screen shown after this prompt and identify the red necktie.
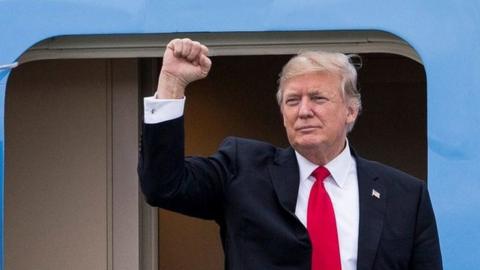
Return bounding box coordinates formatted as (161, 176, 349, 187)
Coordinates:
(307, 166, 342, 270)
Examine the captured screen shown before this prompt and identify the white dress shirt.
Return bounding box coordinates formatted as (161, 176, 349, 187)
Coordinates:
(295, 145, 359, 270)
(144, 96, 359, 270)
(143, 96, 185, 124)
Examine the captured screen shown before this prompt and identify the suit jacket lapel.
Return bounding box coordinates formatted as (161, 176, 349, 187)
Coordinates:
(268, 147, 300, 215)
(356, 156, 387, 270)
(267, 146, 387, 270)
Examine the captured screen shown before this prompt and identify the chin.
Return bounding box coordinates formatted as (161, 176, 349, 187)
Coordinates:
(293, 139, 323, 151)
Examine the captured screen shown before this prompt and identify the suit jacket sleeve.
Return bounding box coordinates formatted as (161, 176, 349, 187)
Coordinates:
(138, 116, 235, 220)
(410, 183, 443, 270)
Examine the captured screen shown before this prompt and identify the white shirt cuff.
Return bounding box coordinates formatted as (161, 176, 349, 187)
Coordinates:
(143, 96, 185, 124)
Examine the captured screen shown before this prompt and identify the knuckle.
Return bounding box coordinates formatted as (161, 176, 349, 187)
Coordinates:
(201, 45, 209, 54)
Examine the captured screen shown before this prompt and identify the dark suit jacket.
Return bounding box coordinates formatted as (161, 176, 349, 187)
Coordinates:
(138, 117, 442, 270)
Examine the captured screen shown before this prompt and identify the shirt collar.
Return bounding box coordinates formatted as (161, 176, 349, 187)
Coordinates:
(295, 141, 355, 189)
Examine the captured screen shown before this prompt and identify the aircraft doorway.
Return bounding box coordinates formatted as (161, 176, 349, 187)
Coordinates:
(157, 52, 426, 270)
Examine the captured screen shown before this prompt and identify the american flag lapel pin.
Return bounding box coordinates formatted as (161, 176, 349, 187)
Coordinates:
(371, 189, 381, 199)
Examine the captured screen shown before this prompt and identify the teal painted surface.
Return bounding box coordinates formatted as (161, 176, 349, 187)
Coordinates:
(0, 140, 3, 270)
(0, 75, 6, 269)
(1, 0, 480, 269)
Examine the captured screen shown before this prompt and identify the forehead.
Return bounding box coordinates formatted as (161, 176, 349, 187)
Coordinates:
(282, 71, 342, 94)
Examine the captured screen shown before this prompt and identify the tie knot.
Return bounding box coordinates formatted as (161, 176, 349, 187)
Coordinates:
(312, 166, 330, 182)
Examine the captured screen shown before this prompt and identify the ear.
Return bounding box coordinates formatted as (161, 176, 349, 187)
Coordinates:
(345, 103, 359, 125)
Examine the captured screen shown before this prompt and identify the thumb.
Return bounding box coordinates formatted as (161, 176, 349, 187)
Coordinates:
(199, 54, 212, 75)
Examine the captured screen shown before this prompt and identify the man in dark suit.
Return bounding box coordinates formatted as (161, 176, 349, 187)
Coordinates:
(138, 38, 442, 270)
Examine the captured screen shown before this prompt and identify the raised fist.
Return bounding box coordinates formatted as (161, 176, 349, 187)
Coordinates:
(155, 38, 212, 99)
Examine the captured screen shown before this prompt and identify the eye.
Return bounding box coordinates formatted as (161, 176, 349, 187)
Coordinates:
(285, 97, 300, 106)
(311, 95, 327, 103)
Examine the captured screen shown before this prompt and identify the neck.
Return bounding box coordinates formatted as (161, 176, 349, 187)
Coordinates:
(296, 140, 347, 166)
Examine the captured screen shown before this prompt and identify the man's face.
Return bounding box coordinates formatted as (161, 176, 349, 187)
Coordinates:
(280, 71, 357, 161)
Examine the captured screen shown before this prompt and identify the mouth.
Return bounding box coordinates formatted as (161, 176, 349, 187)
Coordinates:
(295, 125, 320, 132)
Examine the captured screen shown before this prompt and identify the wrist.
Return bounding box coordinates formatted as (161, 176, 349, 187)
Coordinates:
(155, 71, 187, 99)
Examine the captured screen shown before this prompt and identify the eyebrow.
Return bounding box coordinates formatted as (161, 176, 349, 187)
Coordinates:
(284, 89, 323, 96)
(307, 89, 323, 94)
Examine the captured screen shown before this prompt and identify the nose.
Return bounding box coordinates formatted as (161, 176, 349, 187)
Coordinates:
(298, 97, 313, 119)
